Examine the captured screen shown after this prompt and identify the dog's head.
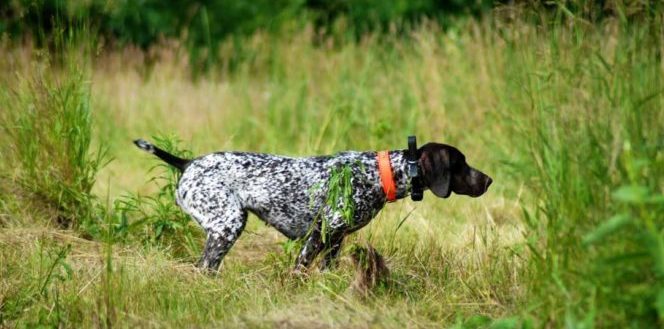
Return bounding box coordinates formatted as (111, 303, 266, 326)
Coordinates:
(418, 143, 492, 198)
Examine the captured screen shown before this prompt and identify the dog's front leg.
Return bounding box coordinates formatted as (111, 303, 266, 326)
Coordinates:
(319, 233, 345, 270)
(294, 224, 324, 272)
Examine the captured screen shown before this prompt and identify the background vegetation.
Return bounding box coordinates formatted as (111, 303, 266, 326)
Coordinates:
(1, 0, 663, 328)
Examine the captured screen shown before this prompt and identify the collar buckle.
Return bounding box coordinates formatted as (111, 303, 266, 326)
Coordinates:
(407, 136, 424, 201)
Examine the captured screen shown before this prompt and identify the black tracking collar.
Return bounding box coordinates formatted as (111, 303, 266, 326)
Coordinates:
(407, 136, 424, 201)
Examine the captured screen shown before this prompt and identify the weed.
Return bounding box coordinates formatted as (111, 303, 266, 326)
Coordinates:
(349, 243, 390, 297)
(500, 6, 664, 325)
(0, 242, 72, 326)
(0, 55, 108, 230)
(111, 135, 201, 259)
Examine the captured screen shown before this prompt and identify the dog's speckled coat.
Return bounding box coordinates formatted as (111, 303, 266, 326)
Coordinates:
(177, 151, 409, 270)
(134, 139, 492, 272)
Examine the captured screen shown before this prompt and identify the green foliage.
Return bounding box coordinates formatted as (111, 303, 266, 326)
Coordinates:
(0, 52, 108, 230)
(307, 0, 492, 32)
(497, 5, 664, 326)
(0, 243, 72, 325)
(109, 135, 201, 258)
(324, 163, 357, 231)
(1, 2, 663, 327)
(0, 0, 493, 44)
(0, 0, 495, 72)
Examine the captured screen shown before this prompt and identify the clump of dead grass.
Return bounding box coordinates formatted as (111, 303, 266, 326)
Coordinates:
(349, 243, 391, 297)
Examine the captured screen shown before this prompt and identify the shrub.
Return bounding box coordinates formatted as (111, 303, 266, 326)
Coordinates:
(109, 135, 201, 259)
(499, 8, 664, 325)
(0, 54, 108, 230)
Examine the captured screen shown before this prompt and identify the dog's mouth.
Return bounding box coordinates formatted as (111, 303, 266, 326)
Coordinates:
(469, 175, 493, 197)
(442, 189, 452, 198)
(452, 168, 493, 198)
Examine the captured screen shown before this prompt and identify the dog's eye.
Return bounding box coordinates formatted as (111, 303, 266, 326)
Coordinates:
(451, 160, 466, 171)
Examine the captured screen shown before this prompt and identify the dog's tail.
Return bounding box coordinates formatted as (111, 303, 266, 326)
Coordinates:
(133, 138, 191, 172)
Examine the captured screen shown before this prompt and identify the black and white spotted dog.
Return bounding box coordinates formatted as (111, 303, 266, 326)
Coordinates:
(134, 139, 492, 272)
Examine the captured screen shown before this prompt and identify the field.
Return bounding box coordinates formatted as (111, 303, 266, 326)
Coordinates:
(1, 6, 663, 328)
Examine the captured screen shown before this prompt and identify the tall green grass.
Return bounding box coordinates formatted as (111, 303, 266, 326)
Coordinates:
(1, 5, 662, 328)
(495, 10, 664, 325)
(111, 135, 201, 259)
(0, 50, 107, 230)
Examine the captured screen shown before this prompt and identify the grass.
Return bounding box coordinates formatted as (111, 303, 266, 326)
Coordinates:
(1, 5, 663, 328)
(0, 47, 107, 231)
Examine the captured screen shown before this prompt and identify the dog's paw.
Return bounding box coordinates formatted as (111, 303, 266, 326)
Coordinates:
(290, 264, 309, 279)
(195, 261, 221, 276)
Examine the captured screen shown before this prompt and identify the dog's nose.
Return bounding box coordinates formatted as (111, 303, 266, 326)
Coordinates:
(484, 177, 493, 191)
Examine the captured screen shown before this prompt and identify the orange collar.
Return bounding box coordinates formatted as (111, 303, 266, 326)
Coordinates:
(377, 151, 397, 202)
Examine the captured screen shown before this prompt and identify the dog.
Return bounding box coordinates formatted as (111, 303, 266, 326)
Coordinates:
(133, 139, 492, 272)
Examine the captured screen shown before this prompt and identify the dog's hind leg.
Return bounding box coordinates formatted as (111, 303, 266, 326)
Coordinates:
(181, 188, 247, 272)
(198, 214, 246, 271)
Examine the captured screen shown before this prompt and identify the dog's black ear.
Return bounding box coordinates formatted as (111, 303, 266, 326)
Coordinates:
(419, 147, 451, 198)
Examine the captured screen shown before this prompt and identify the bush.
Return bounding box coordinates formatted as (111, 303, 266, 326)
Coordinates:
(0, 55, 108, 229)
(499, 8, 664, 325)
(109, 135, 201, 259)
(0, 0, 494, 69)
